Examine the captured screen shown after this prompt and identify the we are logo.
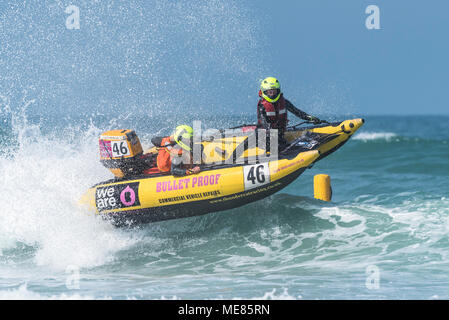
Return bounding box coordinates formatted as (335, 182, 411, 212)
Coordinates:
(95, 182, 140, 211)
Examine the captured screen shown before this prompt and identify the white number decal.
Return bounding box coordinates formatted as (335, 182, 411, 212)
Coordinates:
(243, 163, 270, 190)
(111, 141, 130, 157)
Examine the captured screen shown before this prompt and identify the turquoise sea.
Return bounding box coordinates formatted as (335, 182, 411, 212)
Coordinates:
(0, 1, 448, 300)
(0, 112, 448, 299)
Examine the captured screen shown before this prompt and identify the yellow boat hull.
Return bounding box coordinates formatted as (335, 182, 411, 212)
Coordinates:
(80, 118, 364, 225)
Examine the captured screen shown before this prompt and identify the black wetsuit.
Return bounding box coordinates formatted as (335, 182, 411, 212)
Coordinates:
(257, 99, 314, 150)
(257, 99, 313, 130)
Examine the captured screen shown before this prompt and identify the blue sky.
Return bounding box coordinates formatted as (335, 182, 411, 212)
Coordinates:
(0, 1, 447, 117)
(253, 0, 449, 115)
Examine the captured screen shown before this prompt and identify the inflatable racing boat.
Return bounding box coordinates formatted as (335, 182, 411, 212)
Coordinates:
(79, 118, 364, 226)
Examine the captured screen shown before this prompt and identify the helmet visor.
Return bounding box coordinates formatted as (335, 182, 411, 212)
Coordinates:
(263, 89, 280, 100)
(176, 136, 193, 151)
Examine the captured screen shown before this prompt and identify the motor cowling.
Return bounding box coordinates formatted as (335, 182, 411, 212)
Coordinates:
(99, 129, 147, 178)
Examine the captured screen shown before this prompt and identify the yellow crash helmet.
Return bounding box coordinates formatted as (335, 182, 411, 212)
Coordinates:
(173, 125, 194, 151)
(260, 77, 281, 103)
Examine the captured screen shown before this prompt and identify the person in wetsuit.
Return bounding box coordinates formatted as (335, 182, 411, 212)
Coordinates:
(151, 125, 201, 176)
(257, 77, 324, 148)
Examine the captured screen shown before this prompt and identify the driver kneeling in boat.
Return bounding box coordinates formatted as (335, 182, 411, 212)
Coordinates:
(151, 125, 201, 176)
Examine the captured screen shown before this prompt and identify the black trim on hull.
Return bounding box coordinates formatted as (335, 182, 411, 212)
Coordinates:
(92, 134, 352, 227)
(103, 167, 307, 226)
(316, 135, 351, 162)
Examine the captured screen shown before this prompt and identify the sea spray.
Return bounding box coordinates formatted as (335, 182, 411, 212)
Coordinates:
(0, 102, 138, 270)
(0, 114, 448, 299)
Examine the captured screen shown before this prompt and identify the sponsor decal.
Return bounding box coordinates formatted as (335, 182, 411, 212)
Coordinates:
(100, 135, 126, 141)
(156, 174, 221, 193)
(99, 140, 112, 158)
(99, 139, 130, 158)
(95, 182, 140, 211)
(158, 190, 221, 204)
(273, 158, 305, 173)
(209, 182, 281, 204)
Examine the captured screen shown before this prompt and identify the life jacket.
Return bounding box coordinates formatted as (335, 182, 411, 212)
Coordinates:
(257, 90, 287, 130)
(156, 137, 183, 172)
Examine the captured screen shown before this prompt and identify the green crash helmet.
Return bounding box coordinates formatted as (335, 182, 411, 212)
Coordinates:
(173, 125, 194, 151)
(260, 77, 281, 103)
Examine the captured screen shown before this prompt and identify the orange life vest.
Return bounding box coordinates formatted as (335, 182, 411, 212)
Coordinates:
(156, 137, 183, 172)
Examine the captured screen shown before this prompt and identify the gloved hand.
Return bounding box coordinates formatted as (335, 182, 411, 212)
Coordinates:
(307, 115, 322, 124)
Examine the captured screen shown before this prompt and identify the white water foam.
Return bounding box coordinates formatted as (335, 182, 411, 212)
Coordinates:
(0, 105, 139, 271)
(250, 288, 299, 300)
(229, 194, 449, 278)
(353, 132, 397, 142)
(305, 195, 449, 272)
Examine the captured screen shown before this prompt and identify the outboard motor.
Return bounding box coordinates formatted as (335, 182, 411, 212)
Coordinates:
(99, 129, 149, 178)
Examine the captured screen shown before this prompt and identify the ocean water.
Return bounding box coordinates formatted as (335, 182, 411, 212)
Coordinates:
(0, 112, 448, 300)
(0, 1, 448, 300)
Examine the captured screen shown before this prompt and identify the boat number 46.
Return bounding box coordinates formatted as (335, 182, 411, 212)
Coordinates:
(243, 163, 270, 190)
(111, 141, 130, 157)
